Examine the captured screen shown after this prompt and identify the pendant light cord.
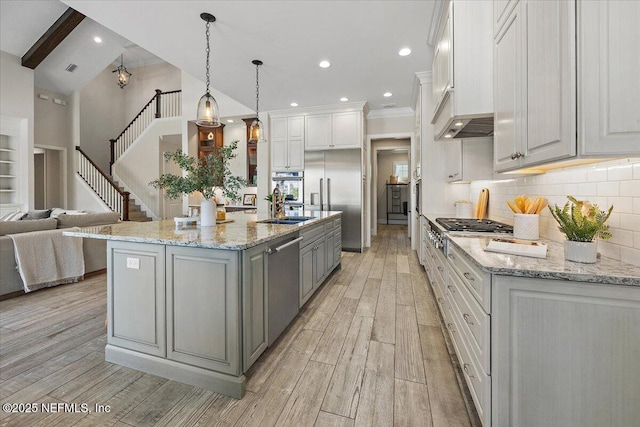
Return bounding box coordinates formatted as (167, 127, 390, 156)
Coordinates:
(255, 62, 260, 116)
(205, 19, 211, 94)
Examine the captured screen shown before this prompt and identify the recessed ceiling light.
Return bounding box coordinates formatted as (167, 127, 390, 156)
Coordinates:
(340, 97, 349, 102)
(399, 47, 411, 56)
(290, 102, 299, 107)
(454, 121, 464, 127)
(226, 119, 234, 123)
(93, 36, 102, 43)
(444, 134, 453, 139)
(319, 60, 331, 68)
(383, 92, 392, 97)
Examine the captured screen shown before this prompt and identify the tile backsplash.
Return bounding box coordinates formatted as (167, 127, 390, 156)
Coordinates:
(469, 158, 640, 267)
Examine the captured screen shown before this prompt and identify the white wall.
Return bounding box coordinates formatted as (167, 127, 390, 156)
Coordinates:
(113, 117, 182, 218)
(80, 62, 182, 173)
(469, 158, 640, 267)
(34, 88, 72, 208)
(367, 114, 414, 135)
(0, 51, 34, 211)
(123, 62, 181, 121)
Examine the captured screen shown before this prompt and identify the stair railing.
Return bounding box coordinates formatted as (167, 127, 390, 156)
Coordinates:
(110, 89, 182, 174)
(76, 147, 130, 221)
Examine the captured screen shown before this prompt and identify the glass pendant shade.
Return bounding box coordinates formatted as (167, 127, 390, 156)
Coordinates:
(196, 92, 220, 127)
(249, 118, 266, 143)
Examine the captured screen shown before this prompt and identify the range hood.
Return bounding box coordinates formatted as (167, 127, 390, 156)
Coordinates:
(432, 90, 494, 141)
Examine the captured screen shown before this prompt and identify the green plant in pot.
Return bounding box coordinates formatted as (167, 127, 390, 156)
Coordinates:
(549, 196, 613, 263)
(150, 140, 246, 226)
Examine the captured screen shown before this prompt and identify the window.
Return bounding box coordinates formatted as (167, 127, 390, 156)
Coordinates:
(393, 161, 409, 181)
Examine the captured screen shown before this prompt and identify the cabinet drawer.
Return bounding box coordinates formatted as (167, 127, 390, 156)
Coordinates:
(447, 244, 491, 312)
(446, 300, 491, 427)
(447, 268, 490, 374)
(301, 223, 324, 248)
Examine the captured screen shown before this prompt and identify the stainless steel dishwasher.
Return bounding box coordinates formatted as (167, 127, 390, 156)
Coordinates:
(266, 233, 303, 345)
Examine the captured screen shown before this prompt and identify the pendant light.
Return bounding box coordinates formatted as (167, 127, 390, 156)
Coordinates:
(249, 59, 266, 143)
(113, 54, 131, 89)
(196, 13, 220, 127)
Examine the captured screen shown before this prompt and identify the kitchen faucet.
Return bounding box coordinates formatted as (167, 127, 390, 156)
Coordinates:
(272, 186, 286, 219)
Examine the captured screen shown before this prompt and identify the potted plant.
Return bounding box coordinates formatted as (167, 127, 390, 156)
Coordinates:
(150, 141, 246, 226)
(548, 196, 613, 263)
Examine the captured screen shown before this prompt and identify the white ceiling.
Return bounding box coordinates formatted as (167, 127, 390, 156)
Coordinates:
(1, 1, 437, 111)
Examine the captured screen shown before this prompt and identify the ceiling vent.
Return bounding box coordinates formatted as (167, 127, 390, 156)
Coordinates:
(381, 103, 397, 109)
(65, 63, 78, 72)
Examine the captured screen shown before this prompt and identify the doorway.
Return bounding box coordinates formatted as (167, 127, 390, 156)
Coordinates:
(33, 146, 65, 209)
(377, 149, 410, 226)
(369, 137, 411, 238)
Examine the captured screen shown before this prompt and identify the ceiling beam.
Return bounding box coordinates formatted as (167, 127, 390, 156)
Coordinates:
(21, 7, 85, 69)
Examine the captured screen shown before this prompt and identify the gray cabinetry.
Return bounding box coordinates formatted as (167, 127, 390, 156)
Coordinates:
(241, 242, 268, 371)
(107, 241, 166, 357)
(166, 246, 240, 375)
(492, 275, 640, 426)
(299, 218, 342, 307)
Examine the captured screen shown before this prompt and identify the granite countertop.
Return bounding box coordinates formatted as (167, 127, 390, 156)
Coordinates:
(63, 211, 342, 251)
(422, 213, 640, 287)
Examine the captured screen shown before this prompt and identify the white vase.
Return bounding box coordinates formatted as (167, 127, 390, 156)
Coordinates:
(564, 240, 597, 263)
(200, 199, 216, 227)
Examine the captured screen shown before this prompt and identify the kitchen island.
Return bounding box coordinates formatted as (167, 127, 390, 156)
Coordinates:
(64, 211, 342, 399)
(420, 213, 640, 426)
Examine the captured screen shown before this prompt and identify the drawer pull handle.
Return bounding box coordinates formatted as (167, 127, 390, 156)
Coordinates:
(447, 323, 456, 333)
(437, 266, 444, 272)
(463, 363, 475, 378)
(463, 272, 474, 281)
(447, 285, 455, 292)
(463, 313, 474, 325)
(448, 254, 455, 260)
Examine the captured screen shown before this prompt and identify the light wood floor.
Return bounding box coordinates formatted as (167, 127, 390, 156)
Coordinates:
(0, 225, 479, 427)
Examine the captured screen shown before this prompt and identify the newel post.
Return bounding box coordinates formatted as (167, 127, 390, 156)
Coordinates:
(155, 89, 162, 118)
(109, 139, 116, 175)
(122, 191, 130, 221)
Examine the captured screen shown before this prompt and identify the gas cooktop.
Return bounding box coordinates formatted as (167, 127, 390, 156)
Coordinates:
(436, 218, 513, 234)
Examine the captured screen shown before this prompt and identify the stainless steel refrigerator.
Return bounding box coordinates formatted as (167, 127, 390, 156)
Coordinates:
(305, 149, 362, 252)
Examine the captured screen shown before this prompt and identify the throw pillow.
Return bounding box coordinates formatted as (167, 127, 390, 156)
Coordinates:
(0, 211, 26, 221)
(20, 209, 53, 220)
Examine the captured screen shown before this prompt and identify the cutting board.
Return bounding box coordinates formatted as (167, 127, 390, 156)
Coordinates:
(476, 188, 489, 219)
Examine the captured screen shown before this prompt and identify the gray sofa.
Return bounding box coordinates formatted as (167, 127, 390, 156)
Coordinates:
(0, 211, 120, 297)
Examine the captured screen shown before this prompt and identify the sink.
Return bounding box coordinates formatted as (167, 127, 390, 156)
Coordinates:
(258, 217, 314, 225)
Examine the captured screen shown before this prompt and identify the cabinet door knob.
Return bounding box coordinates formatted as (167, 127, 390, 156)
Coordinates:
(448, 174, 454, 178)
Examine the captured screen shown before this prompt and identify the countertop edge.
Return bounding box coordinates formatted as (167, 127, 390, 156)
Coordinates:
(63, 212, 342, 250)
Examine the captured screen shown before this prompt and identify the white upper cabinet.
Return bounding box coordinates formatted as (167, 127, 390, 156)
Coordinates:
(494, 0, 576, 173)
(331, 112, 360, 149)
(494, 0, 639, 173)
(305, 111, 362, 150)
(431, 0, 494, 141)
(578, 0, 640, 155)
(270, 116, 304, 171)
(305, 114, 332, 150)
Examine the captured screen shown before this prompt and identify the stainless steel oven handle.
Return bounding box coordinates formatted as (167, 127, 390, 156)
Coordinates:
(320, 178, 324, 211)
(273, 236, 304, 253)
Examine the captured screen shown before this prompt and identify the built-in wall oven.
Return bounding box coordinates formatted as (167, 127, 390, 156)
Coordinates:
(272, 172, 303, 212)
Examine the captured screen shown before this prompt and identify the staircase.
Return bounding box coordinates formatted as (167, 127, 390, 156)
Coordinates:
(76, 89, 181, 221)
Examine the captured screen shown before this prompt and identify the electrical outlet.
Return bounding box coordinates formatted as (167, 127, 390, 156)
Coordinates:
(126, 257, 140, 269)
